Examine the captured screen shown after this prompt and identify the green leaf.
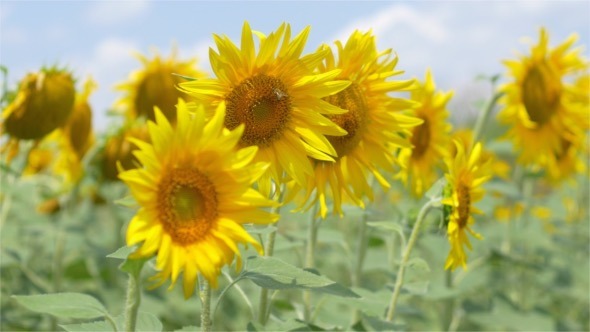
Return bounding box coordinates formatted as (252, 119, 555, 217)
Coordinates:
(243, 225, 277, 235)
(106, 246, 135, 260)
(12, 293, 108, 319)
(174, 326, 199, 332)
(114, 195, 137, 208)
(60, 320, 114, 332)
(240, 256, 359, 298)
(119, 257, 149, 276)
(361, 314, 404, 332)
(172, 73, 199, 81)
(134, 312, 163, 332)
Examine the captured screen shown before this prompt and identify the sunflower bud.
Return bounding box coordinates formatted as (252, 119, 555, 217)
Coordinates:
(3, 68, 76, 140)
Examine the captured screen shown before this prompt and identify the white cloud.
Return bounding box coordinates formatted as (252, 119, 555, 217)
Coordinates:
(333, 4, 449, 45)
(86, 1, 149, 26)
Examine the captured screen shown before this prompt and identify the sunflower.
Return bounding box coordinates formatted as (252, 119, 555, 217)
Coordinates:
(397, 70, 451, 198)
(443, 142, 491, 270)
(450, 129, 511, 180)
(2, 67, 75, 162)
(117, 50, 206, 123)
(498, 27, 586, 168)
(179, 22, 350, 196)
(119, 100, 279, 298)
(290, 30, 420, 217)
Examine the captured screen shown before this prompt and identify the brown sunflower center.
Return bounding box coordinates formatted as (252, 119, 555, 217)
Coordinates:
(323, 83, 369, 158)
(225, 74, 292, 147)
(157, 168, 218, 245)
(521, 61, 562, 125)
(456, 182, 471, 228)
(411, 117, 431, 159)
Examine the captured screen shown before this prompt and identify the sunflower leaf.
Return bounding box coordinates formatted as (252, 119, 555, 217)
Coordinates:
(114, 195, 137, 208)
(12, 293, 108, 319)
(60, 320, 114, 332)
(240, 256, 359, 298)
(425, 177, 447, 200)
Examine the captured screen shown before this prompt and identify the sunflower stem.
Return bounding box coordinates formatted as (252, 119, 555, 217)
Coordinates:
(351, 212, 369, 323)
(386, 199, 438, 322)
(257, 186, 285, 325)
(200, 279, 212, 332)
(303, 203, 320, 322)
(124, 272, 141, 332)
(471, 91, 503, 149)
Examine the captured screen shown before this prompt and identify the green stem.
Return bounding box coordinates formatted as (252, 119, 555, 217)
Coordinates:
(386, 199, 438, 321)
(124, 273, 141, 332)
(200, 279, 212, 332)
(351, 213, 368, 323)
(471, 91, 503, 149)
(257, 192, 284, 325)
(303, 203, 320, 322)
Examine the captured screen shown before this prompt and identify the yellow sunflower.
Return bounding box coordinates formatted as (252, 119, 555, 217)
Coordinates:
(545, 138, 587, 183)
(179, 22, 351, 196)
(119, 99, 279, 298)
(443, 142, 491, 270)
(293, 30, 420, 217)
(450, 129, 511, 180)
(397, 70, 452, 198)
(498, 27, 586, 168)
(117, 50, 206, 123)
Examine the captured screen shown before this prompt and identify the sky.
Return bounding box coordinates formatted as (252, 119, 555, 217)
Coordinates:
(1, 1, 589, 131)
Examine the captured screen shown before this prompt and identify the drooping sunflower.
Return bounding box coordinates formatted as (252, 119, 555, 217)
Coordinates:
(498, 27, 586, 168)
(292, 30, 420, 217)
(119, 99, 278, 298)
(2, 67, 75, 162)
(179, 22, 351, 196)
(397, 70, 452, 198)
(117, 50, 206, 123)
(443, 142, 491, 270)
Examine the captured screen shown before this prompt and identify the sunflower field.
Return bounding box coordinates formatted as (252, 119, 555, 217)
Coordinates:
(1, 5, 589, 332)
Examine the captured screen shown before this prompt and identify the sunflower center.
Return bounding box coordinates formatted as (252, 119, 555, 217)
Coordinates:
(411, 117, 431, 159)
(157, 168, 218, 245)
(225, 74, 292, 147)
(456, 182, 471, 228)
(324, 83, 369, 158)
(521, 61, 561, 125)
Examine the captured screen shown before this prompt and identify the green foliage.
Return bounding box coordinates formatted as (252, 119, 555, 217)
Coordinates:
(12, 293, 108, 320)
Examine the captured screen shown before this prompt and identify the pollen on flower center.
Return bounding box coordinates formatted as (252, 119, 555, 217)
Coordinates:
(411, 118, 431, 159)
(225, 74, 292, 147)
(521, 62, 561, 125)
(324, 83, 368, 158)
(457, 182, 471, 228)
(157, 167, 218, 245)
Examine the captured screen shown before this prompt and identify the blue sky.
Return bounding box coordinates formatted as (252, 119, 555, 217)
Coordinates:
(1, 1, 588, 131)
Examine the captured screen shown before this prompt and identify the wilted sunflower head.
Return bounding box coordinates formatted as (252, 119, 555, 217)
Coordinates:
(101, 121, 150, 181)
(116, 50, 206, 123)
(3, 67, 75, 140)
